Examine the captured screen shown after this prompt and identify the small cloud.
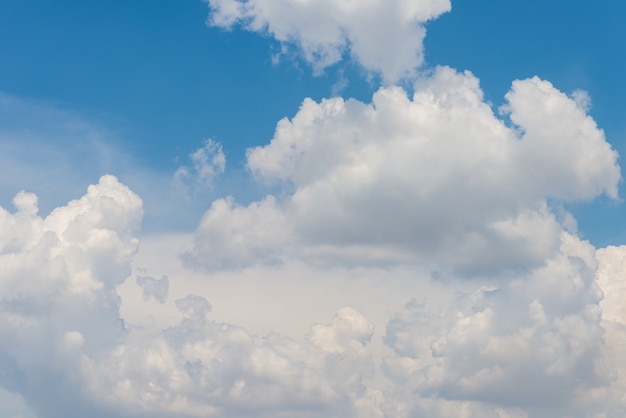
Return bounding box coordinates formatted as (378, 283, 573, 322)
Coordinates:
(330, 70, 349, 97)
(571, 89, 592, 112)
(136, 275, 170, 303)
(174, 139, 226, 195)
(175, 294, 212, 320)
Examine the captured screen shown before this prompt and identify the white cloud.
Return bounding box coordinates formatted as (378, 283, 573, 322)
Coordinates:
(0, 171, 624, 417)
(185, 67, 620, 274)
(0, 175, 143, 417)
(82, 303, 378, 417)
(0, 8, 625, 417)
(182, 195, 290, 270)
(205, 0, 451, 82)
(383, 233, 607, 412)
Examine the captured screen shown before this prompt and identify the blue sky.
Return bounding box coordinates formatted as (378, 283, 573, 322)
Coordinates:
(2, 1, 626, 417)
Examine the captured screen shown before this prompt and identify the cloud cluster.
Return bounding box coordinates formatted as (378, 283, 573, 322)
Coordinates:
(383, 234, 610, 416)
(1, 1, 625, 417)
(0, 177, 380, 417)
(205, 0, 451, 82)
(184, 67, 620, 274)
(83, 302, 382, 418)
(0, 167, 625, 417)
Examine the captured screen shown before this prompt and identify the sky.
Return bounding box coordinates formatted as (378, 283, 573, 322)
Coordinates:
(1, 0, 626, 417)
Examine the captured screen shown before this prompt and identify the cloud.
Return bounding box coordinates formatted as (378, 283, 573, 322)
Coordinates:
(0, 171, 625, 417)
(1, 5, 625, 417)
(204, 0, 451, 82)
(136, 275, 170, 303)
(184, 67, 620, 274)
(174, 139, 226, 194)
(0, 175, 142, 417)
(596, 245, 626, 417)
(82, 302, 380, 418)
(0, 177, 380, 417)
(182, 195, 289, 270)
(383, 233, 607, 412)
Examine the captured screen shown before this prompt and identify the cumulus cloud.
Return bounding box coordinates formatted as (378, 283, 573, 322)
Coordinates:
(0, 172, 625, 417)
(383, 233, 607, 414)
(184, 67, 620, 274)
(0, 177, 380, 417)
(204, 0, 451, 82)
(182, 195, 289, 270)
(82, 302, 381, 418)
(1, 3, 625, 417)
(0, 175, 142, 417)
(595, 245, 626, 416)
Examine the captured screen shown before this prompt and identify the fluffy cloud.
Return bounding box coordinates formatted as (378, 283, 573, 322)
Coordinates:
(0, 175, 142, 417)
(0, 173, 625, 417)
(1, 4, 625, 416)
(204, 0, 451, 82)
(184, 67, 620, 274)
(595, 245, 626, 416)
(383, 233, 608, 415)
(83, 302, 381, 418)
(0, 177, 382, 417)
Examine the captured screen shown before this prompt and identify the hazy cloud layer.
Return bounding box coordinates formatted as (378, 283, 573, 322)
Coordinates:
(205, 0, 451, 82)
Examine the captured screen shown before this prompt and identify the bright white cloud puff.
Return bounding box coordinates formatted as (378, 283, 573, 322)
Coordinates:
(205, 0, 451, 82)
(184, 67, 620, 274)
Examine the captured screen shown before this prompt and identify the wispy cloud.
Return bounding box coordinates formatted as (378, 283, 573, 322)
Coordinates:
(173, 139, 226, 196)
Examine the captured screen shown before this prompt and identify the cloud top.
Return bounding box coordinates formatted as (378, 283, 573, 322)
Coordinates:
(205, 0, 451, 82)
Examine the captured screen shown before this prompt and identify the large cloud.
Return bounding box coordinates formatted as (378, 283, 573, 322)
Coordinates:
(204, 0, 451, 82)
(382, 233, 608, 416)
(0, 177, 387, 417)
(184, 67, 620, 274)
(0, 174, 625, 417)
(0, 175, 142, 417)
